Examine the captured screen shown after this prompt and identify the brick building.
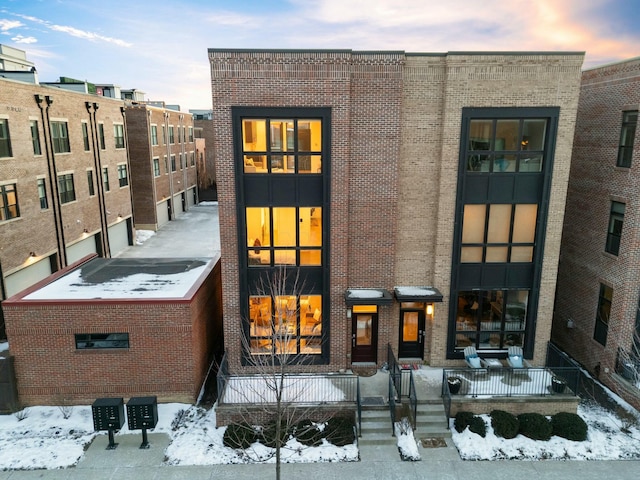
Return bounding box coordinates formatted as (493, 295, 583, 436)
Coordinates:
(124, 104, 197, 230)
(2, 254, 223, 405)
(208, 49, 584, 373)
(0, 73, 134, 323)
(552, 57, 640, 407)
(190, 109, 217, 195)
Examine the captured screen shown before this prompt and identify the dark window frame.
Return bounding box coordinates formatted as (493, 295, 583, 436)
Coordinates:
(87, 170, 95, 196)
(0, 119, 11, 158)
(0, 183, 19, 220)
(58, 173, 76, 204)
(153, 157, 160, 177)
(102, 167, 110, 192)
(37, 178, 48, 209)
(98, 123, 106, 150)
(81, 122, 90, 151)
(114, 124, 125, 149)
(594, 283, 612, 346)
(75, 333, 130, 349)
(605, 201, 625, 256)
(151, 125, 158, 146)
(51, 121, 70, 154)
(617, 110, 637, 168)
(117, 164, 128, 187)
(30, 120, 41, 156)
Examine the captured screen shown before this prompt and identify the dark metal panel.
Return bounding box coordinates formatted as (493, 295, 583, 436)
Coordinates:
(297, 176, 324, 205)
(243, 177, 270, 205)
(463, 176, 489, 203)
(271, 176, 298, 205)
(480, 264, 508, 288)
(506, 264, 535, 287)
(488, 176, 515, 203)
(514, 175, 544, 203)
(457, 264, 483, 289)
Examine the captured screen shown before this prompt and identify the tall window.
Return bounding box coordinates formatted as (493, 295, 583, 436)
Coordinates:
(594, 283, 612, 346)
(188, 126, 193, 142)
(618, 111, 637, 168)
(117, 164, 128, 187)
(242, 118, 322, 174)
(248, 294, 322, 355)
(113, 124, 125, 149)
(57, 174, 75, 204)
(153, 157, 160, 177)
(0, 183, 19, 220)
(151, 125, 158, 145)
(51, 121, 70, 153)
(87, 170, 95, 196)
(246, 207, 322, 267)
(162, 125, 166, 145)
(0, 119, 11, 157)
(171, 155, 176, 172)
(30, 120, 41, 155)
(98, 123, 105, 150)
(606, 201, 625, 255)
(37, 178, 48, 209)
(102, 167, 110, 192)
(169, 126, 175, 144)
(81, 122, 90, 151)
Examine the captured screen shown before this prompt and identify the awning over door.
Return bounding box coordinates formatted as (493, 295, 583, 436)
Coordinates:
(393, 286, 443, 303)
(344, 288, 393, 306)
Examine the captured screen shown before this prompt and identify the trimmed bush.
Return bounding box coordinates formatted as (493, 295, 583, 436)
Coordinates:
(490, 410, 519, 439)
(468, 415, 487, 438)
(223, 423, 259, 449)
(294, 419, 323, 447)
(259, 421, 292, 448)
(551, 412, 588, 441)
(454, 411, 475, 433)
(518, 413, 552, 441)
(325, 416, 356, 446)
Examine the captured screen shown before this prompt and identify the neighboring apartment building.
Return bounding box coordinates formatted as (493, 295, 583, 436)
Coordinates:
(124, 104, 198, 230)
(190, 109, 217, 194)
(0, 74, 134, 326)
(208, 49, 584, 373)
(552, 57, 640, 407)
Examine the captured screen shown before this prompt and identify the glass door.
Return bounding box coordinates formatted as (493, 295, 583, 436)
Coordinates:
(351, 306, 378, 363)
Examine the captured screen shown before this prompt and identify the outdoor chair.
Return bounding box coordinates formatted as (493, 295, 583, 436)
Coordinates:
(507, 346, 531, 370)
(464, 346, 487, 370)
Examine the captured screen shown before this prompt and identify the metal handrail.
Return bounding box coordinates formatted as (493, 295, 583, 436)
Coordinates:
(356, 376, 362, 437)
(388, 373, 397, 436)
(408, 370, 417, 430)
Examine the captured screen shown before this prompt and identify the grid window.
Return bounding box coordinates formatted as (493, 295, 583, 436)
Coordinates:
(87, 170, 95, 196)
(98, 123, 105, 150)
(58, 174, 76, 204)
(153, 157, 160, 177)
(51, 121, 70, 153)
(0, 119, 12, 157)
(75, 333, 129, 349)
(241, 118, 322, 174)
(30, 120, 41, 155)
(151, 125, 158, 145)
(117, 164, 128, 187)
(0, 183, 19, 220)
(82, 122, 90, 151)
(617, 111, 637, 168)
(37, 178, 48, 209)
(162, 125, 166, 145)
(188, 126, 193, 142)
(169, 126, 175, 144)
(102, 167, 110, 192)
(171, 155, 176, 172)
(594, 284, 612, 346)
(606, 201, 625, 255)
(114, 124, 125, 149)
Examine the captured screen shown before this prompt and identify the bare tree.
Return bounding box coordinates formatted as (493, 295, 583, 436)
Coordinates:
(220, 266, 355, 479)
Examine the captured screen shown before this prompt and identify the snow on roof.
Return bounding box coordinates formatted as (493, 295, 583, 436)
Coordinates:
(395, 286, 436, 297)
(23, 258, 210, 300)
(346, 289, 384, 299)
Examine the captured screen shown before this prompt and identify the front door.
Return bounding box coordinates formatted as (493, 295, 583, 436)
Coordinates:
(352, 311, 378, 363)
(398, 309, 425, 358)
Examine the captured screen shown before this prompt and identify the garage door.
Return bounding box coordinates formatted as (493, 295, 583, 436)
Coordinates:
(156, 200, 169, 227)
(4, 256, 53, 298)
(108, 219, 130, 256)
(67, 235, 98, 265)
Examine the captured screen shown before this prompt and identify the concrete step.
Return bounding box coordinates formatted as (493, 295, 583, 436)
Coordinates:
(358, 432, 396, 446)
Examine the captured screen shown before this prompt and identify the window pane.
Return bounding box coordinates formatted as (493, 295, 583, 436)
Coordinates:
(512, 204, 538, 242)
(487, 204, 511, 243)
(274, 250, 296, 265)
(522, 119, 546, 151)
(468, 153, 491, 172)
(462, 205, 486, 243)
(299, 207, 321, 246)
(486, 246, 508, 262)
(273, 207, 295, 246)
(461, 246, 483, 263)
(495, 120, 519, 150)
(299, 154, 322, 174)
(469, 120, 492, 150)
(243, 119, 266, 151)
(300, 250, 322, 265)
(270, 120, 294, 152)
(519, 154, 543, 172)
(298, 120, 322, 152)
(510, 246, 533, 262)
(244, 155, 266, 173)
(246, 207, 270, 247)
(249, 296, 271, 336)
(494, 154, 516, 172)
(270, 154, 294, 173)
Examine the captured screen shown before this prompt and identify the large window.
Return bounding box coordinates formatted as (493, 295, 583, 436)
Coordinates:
(37, 178, 48, 209)
(58, 174, 75, 204)
(98, 123, 105, 150)
(0, 119, 11, 157)
(455, 290, 528, 349)
(169, 126, 175, 144)
(117, 164, 128, 187)
(246, 207, 322, 266)
(242, 118, 322, 174)
(594, 284, 612, 346)
(81, 122, 90, 151)
(114, 124, 125, 149)
(248, 295, 322, 355)
(151, 125, 158, 146)
(51, 121, 70, 153)
(0, 183, 19, 220)
(87, 170, 95, 196)
(618, 111, 637, 168)
(461, 204, 537, 263)
(102, 167, 110, 192)
(153, 157, 160, 177)
(30, 120, 41, 155)
(75, 333, 129, 349)
(606, 201, 625, 255)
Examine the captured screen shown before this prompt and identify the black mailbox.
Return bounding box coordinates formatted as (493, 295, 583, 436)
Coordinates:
(92, 397, 125, 431)
(127, 396, 158, 430)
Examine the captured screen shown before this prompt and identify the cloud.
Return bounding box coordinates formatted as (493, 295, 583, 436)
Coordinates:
(204, 10, 258, 27)
(11, 34, 37, 44)
(0, 19, 24, 31)
(49, 24, 132, 47)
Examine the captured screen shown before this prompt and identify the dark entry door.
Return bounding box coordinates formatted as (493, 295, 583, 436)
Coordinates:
(352, 313, 378, 363)
(398, 310, 425, 358)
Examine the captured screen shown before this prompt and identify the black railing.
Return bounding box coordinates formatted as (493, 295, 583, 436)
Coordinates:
(407, 370, 417, 430)
(388, 373, 397, 436)
(356, 376, 362, 437)
(387, 343, 402, 395)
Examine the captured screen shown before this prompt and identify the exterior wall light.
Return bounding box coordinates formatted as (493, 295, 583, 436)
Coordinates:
(346, 308, 352, 319)
(426, 304, 434, 316)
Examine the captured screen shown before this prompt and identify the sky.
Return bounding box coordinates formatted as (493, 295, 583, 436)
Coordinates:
(0, 0, 639, 112)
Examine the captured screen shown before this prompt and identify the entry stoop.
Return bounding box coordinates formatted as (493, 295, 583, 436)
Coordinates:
(358, 409, 396, 446)
(414, 402, 451, 438)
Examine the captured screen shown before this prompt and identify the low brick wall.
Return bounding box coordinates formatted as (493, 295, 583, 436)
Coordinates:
(448, 395, 580, 417)
(215, 403, 356, 427)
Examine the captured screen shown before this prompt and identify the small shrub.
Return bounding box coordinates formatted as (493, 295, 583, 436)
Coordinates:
(468, 415, 487, 438)
(551, 412, 588, 441)
(518, 413, 552, 441)
(454, 411, 474, 433)
(260, 421, 292, 448)
(325, 416, 356, 446)
(294, 419, 323, 447)
(223, 422, 259, 449)
(490, 410, 519, 439)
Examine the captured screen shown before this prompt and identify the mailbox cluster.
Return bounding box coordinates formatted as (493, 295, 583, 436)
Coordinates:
(91, 396, 158, 450)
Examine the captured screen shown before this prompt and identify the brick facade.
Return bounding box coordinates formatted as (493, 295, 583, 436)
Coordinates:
(552, 58, 640, 409)
(209, 49, 583, 373)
